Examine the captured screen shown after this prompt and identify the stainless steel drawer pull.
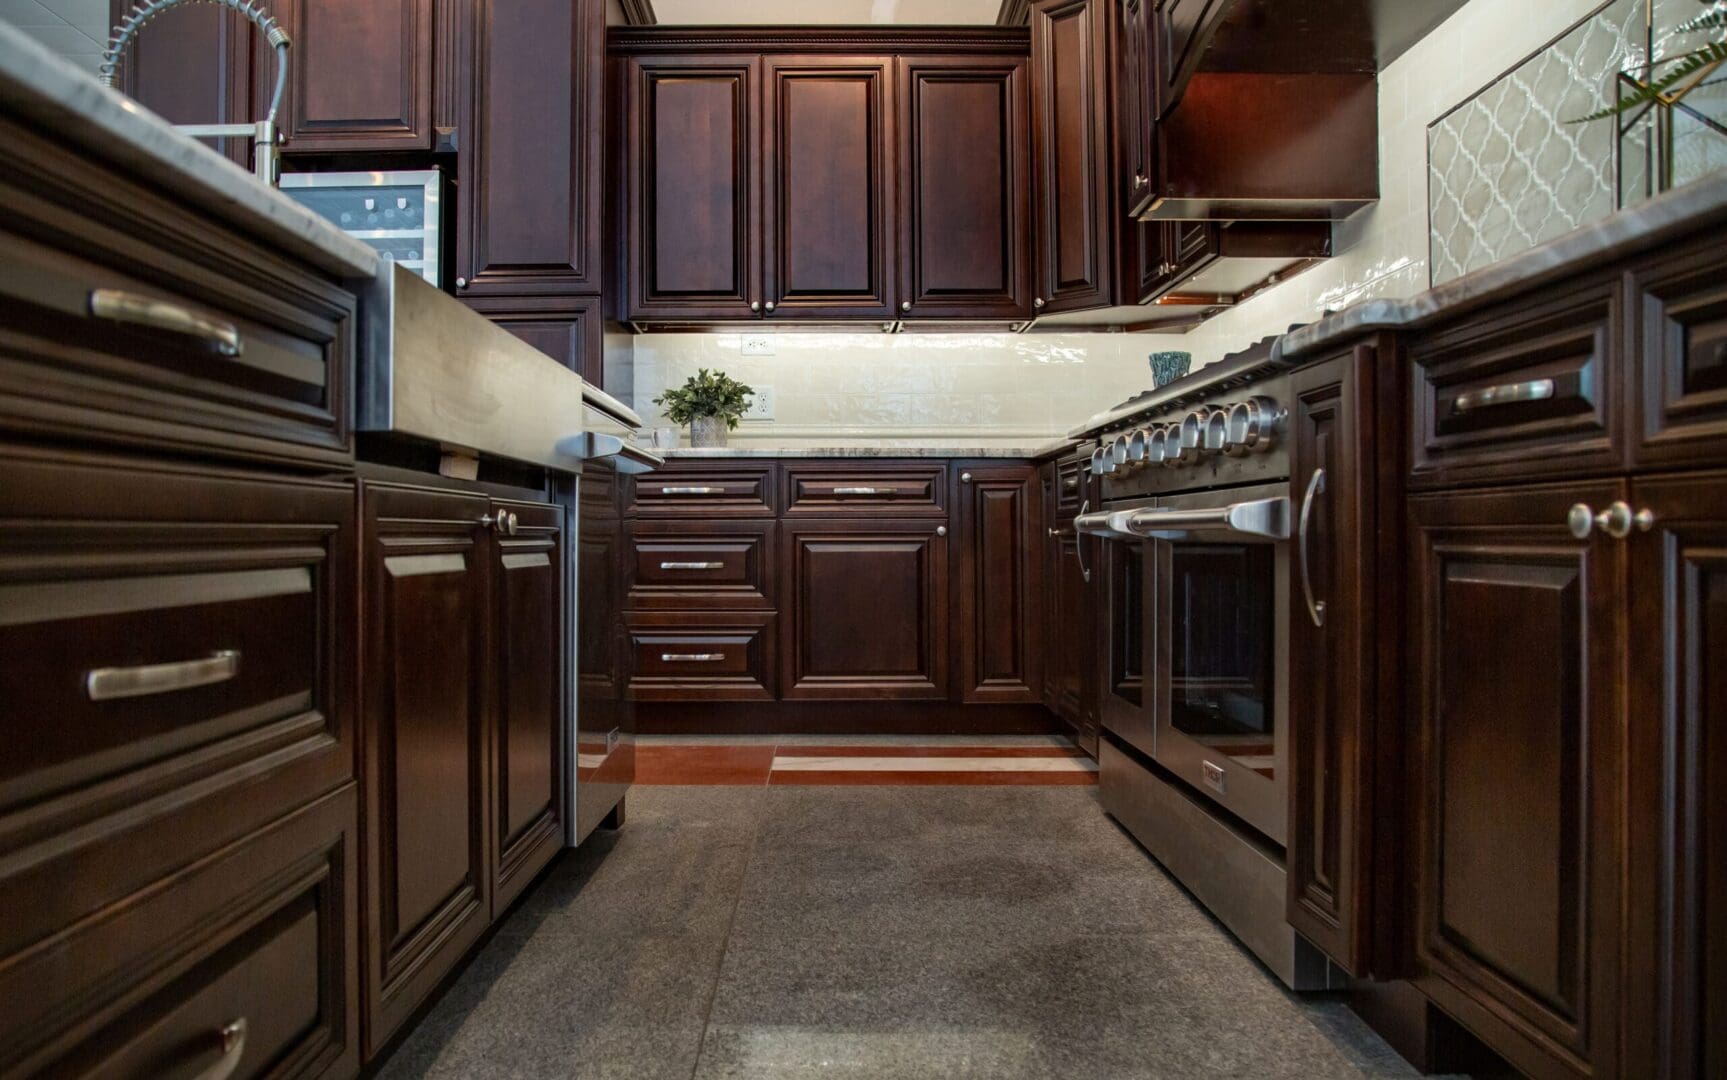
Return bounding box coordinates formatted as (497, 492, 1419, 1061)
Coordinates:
(89, 289, 243, 357)
(661, 653, 725, 662)
(1451, 377, 1555, 414)
(660, 486, 724, 495)
(195, 1018, 247, 1080)
(833, 486, 895, 496)
(659, 561, 724, 570)
(85, 649, 241, 702)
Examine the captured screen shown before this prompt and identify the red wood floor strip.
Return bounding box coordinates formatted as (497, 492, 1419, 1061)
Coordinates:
(772, 745, 1088, 759)
(768, 770, 1098, 787)
(635, 745, 775, 786)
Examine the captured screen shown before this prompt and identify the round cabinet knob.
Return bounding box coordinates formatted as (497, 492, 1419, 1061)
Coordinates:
(1223, 396, 1285, 457)
(456, 277, 468, 288)
(936, 525, 948, 537)
(1570, 501, 1637, 540)
(1034, 297, 1046, 309)
(764, 301, 776, 313)
(750, 301, 761, 312)
(901, 300, 913, 312)
(961, 471, 974, 484)
(1134, 173, 1147, 188)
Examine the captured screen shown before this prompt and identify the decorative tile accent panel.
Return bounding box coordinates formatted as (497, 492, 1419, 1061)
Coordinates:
(1427, 0, 1646, 286)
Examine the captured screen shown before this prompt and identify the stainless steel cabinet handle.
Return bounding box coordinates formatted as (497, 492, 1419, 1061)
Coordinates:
(194, 1019, 248, 1080)
(660, 486, 724, 495)
(86, 649, 241, 702)
(661, 653, 724, 662)
(1047, 526, 1074, 538)
(1073, 500, 1092, 582)
(1298, 468, 1327, 629)
(1569, 500, 1641, 540)
(832, 486, 894, 496)
(1451, 377, 1555, 415)
(659, 561, 724, 570)
(89, 289, 242, 357)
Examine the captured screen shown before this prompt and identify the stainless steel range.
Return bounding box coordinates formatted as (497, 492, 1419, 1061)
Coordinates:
(1069, 336, 1335, 990)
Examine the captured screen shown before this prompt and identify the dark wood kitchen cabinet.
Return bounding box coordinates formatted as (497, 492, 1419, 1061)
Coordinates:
(762, 55, 896, 320)
(465, 295, 605, 383)
(107, 0, 266, 169)
(621, 54, 763, 321)
(954, 463, 1042, 704)
(1407, 481, 1627, 1080)
(1118, 0, 1158, 218)
(274, 0, 446, 152)
(1042, 453, 1099, 753)
(457, 0, 606, 297)
(896, 53, 1033, 321)
(358, 480, 566, 1056)
(1285, 345, 1377, 978)
(1030, 0, 1113, 314)
(780, 519, 950, 701)
(1149, 0, 1231, 118)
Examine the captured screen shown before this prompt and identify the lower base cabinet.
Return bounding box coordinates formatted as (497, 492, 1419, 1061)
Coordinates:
(358, 479, 566, 1057)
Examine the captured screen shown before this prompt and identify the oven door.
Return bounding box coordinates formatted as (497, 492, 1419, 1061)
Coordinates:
(1145, 482, 1290, 845)
(1083, 498, 1155, 761)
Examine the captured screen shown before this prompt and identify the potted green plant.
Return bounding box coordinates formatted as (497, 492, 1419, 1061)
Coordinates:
(652, 368, 755, 448)
(1573, 3, 1724, 123)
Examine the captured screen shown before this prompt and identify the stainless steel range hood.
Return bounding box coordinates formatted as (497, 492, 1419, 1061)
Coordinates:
(357, 263, 651, 472)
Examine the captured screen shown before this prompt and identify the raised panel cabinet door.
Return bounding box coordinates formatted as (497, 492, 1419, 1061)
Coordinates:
(276, 0, 437, 152)
(955, 463, 1042, 704)
(762, 56, 895, 320)
(458, 0, 604, 296)
(625, 55, 763, 320)
(896, 55, 1032, 320)
(359, 481, 492, 1057)
(1030, 0, 1113, 314)
(1408, 482, 1626, 1080)
(1286, 349, 1375, 977)
(1622, 472, 1727, 1080)
(467, 296, 605, 384)
(780, 519, 950, 700)
(1628, 237, 1727, 470)
(1120, 0, 1158, 217)
(489, 499, 565, 915)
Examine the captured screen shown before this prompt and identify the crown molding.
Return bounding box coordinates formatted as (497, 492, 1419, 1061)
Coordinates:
(995, 0, 1031, 26)
(617, 0, 656, 26)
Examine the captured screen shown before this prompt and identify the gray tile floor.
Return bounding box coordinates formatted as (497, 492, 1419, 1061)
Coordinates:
(378, 786, 1422, 1079)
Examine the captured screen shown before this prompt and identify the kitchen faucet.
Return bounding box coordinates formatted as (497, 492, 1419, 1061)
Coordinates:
(99, 0, 291, 186)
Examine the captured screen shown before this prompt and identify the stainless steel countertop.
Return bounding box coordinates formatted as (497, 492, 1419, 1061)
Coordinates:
(0, 23, 377, 280)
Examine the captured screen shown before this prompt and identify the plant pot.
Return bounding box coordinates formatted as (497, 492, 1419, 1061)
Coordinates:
(690, 415, 728, 448)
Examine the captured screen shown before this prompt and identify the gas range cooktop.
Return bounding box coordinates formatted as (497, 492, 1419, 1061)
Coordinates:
(1073, 332, 1303, 498)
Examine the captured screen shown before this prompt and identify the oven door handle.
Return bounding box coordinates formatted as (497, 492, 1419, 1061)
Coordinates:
(1073, 505, 1141, 542)
(1121, 496, 1291, 541)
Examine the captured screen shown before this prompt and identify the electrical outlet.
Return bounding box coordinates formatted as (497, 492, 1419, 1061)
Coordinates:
(743, 385, 775, 421)
(742, 334, 775, 357)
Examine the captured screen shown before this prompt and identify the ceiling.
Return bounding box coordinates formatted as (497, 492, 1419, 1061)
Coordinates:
(649, 0, 1005, 25)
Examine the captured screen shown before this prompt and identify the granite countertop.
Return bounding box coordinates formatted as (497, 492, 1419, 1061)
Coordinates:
(1279, 169, 1727, 360)
(0, 23, 377, 280)
(660, 440, 1081, 460)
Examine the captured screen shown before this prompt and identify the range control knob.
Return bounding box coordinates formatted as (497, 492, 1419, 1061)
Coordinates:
(1153, 425, 1183, 467)
(1110, 433, 1137, 470)
(1126, 427, 1154, 464)
(1090, 447, 1117, 476)
(1224, 396, 1286, 456)
(1176, 408, 1224, 464)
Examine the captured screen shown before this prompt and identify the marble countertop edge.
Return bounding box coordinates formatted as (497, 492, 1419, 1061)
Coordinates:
(657, 440, 1081, 460)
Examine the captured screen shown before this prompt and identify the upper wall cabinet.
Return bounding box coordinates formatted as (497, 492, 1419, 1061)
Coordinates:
(621, 54, 763, 321)
(763, 56, 896, 320)
(896, 53, 1032, 321)
(457, 0, 605, 296)
(613, 30, 1032, 326)
(1030, 0, 1113, 314)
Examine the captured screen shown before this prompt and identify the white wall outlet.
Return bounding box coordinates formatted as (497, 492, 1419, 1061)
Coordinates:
(742, 334, 775, 357)
(743, 384, 775, 421)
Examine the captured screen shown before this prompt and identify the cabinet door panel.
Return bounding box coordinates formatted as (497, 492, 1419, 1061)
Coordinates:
(360, 482, 491, 1056)
(490, 499, 564, 914)
(1624, 472, 1727, 1080)
(459, 0, 604, 295)
(896, 55, 1031, 320)
(781, 520, 949, 700)
(1630, 238, 1727, 470)
(625, 56, 761, 320)
(468, 297, 604, 384)
(1408, 482, 1624, 1080)
(1031, 0, 1113, 313)
(1287, 350, 1374, 976)
(763, 57, 894, 319)
(956, 464, 1041, 703)
(279, 0, 435, 151)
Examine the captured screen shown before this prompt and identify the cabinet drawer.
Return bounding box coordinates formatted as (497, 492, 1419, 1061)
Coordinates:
(626, 612, 775, 702)
(0, 786, 359, 1078)
(1628, 237, 1727, 470)
(783, 463, 947, 516)
(1409, 283, 1623, 487)
(627, 520, 775, 610)
(0, 456, 354, 952)
(0, 130, 356, 468)
(633, 465, 776, 518)
(1055, 455, 1089, 513)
